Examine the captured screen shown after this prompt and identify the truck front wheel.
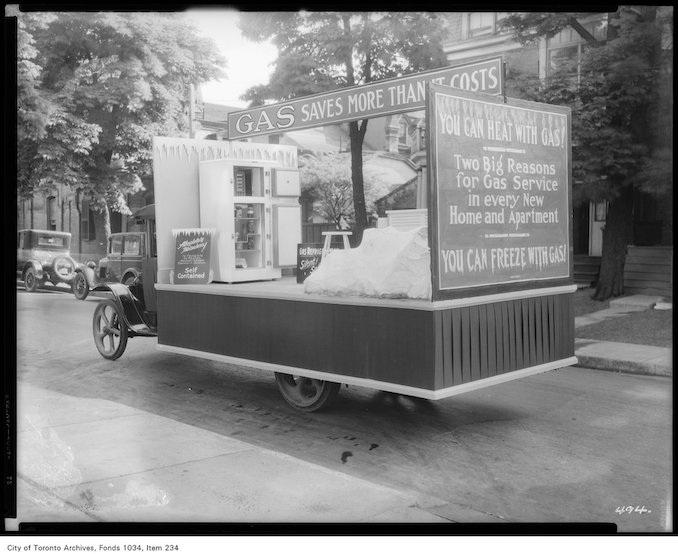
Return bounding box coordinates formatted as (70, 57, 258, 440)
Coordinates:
(93, 299, 128, 360)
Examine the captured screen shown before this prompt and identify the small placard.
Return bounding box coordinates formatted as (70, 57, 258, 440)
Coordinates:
(296, 243, 323, 284)
(172, 228, 215, 284)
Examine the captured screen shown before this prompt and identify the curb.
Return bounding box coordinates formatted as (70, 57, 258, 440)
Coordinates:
(574, 339, 672, 378)
(574, 353, 672, 377)
(573, 293, 672, 378)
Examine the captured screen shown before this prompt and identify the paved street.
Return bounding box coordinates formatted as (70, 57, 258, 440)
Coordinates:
(11, 287, 673, 531)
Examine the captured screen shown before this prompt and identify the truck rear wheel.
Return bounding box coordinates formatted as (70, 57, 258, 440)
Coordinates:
(274, 373, 341, 412)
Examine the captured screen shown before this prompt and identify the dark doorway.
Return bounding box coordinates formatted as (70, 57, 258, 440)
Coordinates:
(572, 202, 589, 255)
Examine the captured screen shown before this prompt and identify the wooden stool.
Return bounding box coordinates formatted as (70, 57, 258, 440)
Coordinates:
(321, 231, 352, 259)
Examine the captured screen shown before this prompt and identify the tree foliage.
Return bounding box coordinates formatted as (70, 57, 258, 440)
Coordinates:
(299, 151, 393, 226)
(299, 153, 355, 227)
(503, 7, 672, 300)
(238, 11, 448, 242)
(14, 8, 225, 233)
(501, 12, 604, 46)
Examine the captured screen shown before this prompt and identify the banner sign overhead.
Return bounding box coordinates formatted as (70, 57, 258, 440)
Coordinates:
(428, 84, 571, 295)
(227, 57, 504, 139)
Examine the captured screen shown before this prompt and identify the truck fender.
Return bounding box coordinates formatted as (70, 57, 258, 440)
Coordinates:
(121, 268, 142, 285)
(92, 282, 156, 337)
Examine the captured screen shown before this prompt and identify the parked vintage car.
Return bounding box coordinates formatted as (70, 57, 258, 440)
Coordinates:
(17, 229, 79, 292)
(72, 231, 150, 300)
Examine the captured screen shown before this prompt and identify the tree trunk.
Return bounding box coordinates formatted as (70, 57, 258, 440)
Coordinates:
(340, 15, 369, 245)
(593, 7, 658, 302)
(93, 205, 111, 252)
(593, 186, 634, 300)
(349, 119, 369, 244)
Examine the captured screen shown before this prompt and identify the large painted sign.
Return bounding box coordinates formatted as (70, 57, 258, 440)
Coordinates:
(227, 57, 504, 140)
(427, 84, 571, 297)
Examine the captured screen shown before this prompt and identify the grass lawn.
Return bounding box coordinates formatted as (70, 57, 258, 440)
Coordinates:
(573, 287, 673, 348)
(573, 287, 609, 317)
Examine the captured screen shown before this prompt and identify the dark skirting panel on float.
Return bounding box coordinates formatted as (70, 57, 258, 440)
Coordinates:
(157, 291, 438, 389)
(157, 290, 574, 392)
(432, 293, 573, 390)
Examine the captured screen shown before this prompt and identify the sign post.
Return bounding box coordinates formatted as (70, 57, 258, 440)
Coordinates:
(426, 83, 572, 300)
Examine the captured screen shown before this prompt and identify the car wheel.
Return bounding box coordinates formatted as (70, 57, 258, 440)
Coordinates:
(24, 268, 41, 292)
(93, 299, 128, 360)
(122, 274, 137, 286)
(72, 272, 90, 300)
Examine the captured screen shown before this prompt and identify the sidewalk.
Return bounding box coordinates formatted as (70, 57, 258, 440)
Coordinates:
(9, 384, 452, 527)
(574, 294, 673, 377)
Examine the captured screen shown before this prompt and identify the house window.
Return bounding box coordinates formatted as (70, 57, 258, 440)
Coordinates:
(80, 199, 96, 241)
(594, 202, 607, 222)
(546, 18, 607, 82)
(110, 235, 123, 255)
(417, 123, 426, 151)
(547, 45, 580, 78)
(110, 210, 122, 233)
(468, 12, 507, 38)
(47, 195, 57, 230)
(398, 120, 409, 147)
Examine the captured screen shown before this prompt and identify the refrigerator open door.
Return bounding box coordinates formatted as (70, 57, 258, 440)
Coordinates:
(273, 204, 302, 267)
